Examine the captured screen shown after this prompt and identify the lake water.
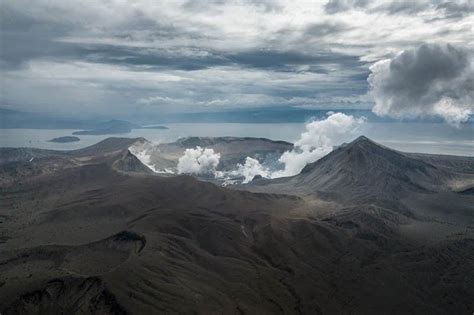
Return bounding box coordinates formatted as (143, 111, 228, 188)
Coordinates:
(1, 122, 473, 156)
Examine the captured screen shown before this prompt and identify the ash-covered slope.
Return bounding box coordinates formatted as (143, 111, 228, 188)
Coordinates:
(0, 137, 146, 163)
(68, 137, 147, 157)
(297, 136, 448, 197)
(0, 138, 150, 185)
(1, 136, 473, 314)
(251, 136, 473, 201)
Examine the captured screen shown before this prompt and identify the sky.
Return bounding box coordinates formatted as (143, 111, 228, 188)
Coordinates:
(0, 0, 473, 123)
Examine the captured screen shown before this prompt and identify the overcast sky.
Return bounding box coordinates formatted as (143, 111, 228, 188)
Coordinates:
(1, 0, 473, 121)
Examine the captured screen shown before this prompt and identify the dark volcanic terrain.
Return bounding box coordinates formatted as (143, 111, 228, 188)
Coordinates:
(0, 136, 473, 314)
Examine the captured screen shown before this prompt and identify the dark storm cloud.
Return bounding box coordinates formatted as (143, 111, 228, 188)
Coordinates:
(227, 49, 363, 72)
(373, 1, 429, 15)
(371, 0, 474, 20)
(76, 45, 225, 71)
(0, 1, 359, 74)
(6, 37, 361, 73)
(323, 0, 473, 21)
(0, 2, 202, 70)
(0, 5, 74, 69)
(377, 44, 468, 99)
(369, 43, 474, 124)
(349, 71, 370, 81)
(304, 22, 351, 38)
(182, 0, 283, 13)
(435, 1, 474, 19)
(324, 0, 371, 14)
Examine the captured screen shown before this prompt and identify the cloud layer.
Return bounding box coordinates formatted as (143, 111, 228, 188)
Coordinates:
(1, 1, 473, 119)
(369, 43, 474, 124)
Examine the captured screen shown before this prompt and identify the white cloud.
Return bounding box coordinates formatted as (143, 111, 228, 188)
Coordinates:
(177, 146, 221, 175)
(433, 97, 473, 126)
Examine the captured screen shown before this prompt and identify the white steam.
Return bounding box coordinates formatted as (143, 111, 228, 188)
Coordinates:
(271, 112, 365, 178)
(130, 113, 365, 183)
(177, 146, 221, 175)
(129, 140, 168, 173)
(236, 157, 270, 183)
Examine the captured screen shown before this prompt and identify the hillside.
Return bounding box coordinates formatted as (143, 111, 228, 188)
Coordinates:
(0, 136, 473, 314)
(249, 136, 474, 201)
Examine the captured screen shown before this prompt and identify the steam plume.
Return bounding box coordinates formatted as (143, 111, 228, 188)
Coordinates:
(271, 112, 365, 178)
(177, 146, 221, 175)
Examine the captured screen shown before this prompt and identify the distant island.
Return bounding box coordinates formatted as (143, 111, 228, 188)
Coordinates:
(48, 136, 80, 143)
(0, 109, 171, 135)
